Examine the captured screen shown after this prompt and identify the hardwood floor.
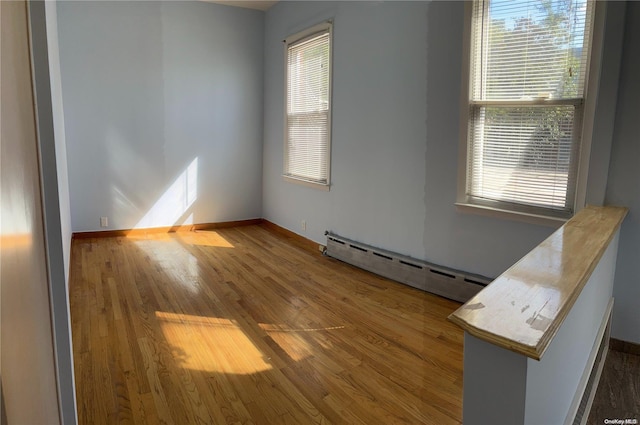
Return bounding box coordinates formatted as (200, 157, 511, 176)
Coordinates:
(70, 224, 464, 424)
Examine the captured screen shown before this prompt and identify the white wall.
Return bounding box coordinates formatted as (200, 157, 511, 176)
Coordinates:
(57, 1, 264, 232)
(1, 1, 63, 422)
(605, 1, 640, 344)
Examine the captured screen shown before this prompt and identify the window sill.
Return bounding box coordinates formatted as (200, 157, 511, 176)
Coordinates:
(455, 201, 568, 228)
(282, 175, 330, 191)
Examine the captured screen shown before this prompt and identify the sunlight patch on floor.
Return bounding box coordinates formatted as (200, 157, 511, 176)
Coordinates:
(175, 231, 235, 248)
(156, 311, 274, 375)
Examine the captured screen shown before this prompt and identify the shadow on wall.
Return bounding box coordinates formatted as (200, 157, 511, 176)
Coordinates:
(422, 1, 465, 271)
(103, 124, 201, 233)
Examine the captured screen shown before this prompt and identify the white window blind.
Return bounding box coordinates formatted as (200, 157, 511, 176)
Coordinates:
(467, 0, 594, 216)
(285, 25, 332, 186)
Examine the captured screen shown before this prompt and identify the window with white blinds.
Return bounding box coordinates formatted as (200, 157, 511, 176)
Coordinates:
(464, 0, 595, 217)
(284, 23, 332, 187)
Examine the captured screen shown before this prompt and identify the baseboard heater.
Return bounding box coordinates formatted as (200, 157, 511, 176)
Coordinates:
(324, 231, 492, 303)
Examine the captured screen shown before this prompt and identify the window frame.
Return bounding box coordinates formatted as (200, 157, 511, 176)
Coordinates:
(456, 0, 605, 226)
(282, 21, 333, 191)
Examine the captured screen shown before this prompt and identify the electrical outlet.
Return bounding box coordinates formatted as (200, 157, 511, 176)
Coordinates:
(100, 216, 108, 228)
(301, 220, 306, 231)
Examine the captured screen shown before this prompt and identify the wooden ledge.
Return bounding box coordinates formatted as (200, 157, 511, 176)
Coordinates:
(449, 205, 628, 360)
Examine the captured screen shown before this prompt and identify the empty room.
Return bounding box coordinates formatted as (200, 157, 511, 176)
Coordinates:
(2, 0, 639, 424)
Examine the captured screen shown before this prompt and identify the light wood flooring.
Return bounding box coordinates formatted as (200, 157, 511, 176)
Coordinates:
(70, 224, 464, 424)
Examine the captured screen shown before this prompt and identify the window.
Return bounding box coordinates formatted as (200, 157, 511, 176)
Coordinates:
(284, 22, 332, 189)
(460, 0, 596, 219)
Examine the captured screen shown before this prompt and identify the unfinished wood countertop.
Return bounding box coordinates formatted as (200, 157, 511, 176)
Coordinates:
(449, 205, 628, 360)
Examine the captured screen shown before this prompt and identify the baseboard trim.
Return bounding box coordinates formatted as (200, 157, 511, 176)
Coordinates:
(72, 219, 263, 239)
(610, 338, 640, 355)
(72, 218, 323, 256)
(259, 220, 320, 255)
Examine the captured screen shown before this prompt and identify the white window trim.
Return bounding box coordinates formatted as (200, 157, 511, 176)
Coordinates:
(282, 21, 333, 191)
(281, 174, 331, 191)
(456, 1, 606, 227)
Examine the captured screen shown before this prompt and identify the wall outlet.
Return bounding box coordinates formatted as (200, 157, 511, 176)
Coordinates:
(301, 220, 306, 231)
(100, 216, 108, 228)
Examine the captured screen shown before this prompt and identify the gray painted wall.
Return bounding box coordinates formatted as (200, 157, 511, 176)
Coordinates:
(57, 1, 264, 232)
(46, 0, 73, 283)
(463, 333, 527, 424)
(605, 1, 640, 344)
(29, 2, 77, 423)
(262, 1, 621, 279)
(585, 3, 626, 206)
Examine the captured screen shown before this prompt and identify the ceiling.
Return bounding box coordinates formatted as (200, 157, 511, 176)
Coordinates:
(205, 0, 278, 12)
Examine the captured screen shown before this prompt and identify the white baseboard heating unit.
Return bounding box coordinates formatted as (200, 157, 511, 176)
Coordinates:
(325, 231, 491, 303)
